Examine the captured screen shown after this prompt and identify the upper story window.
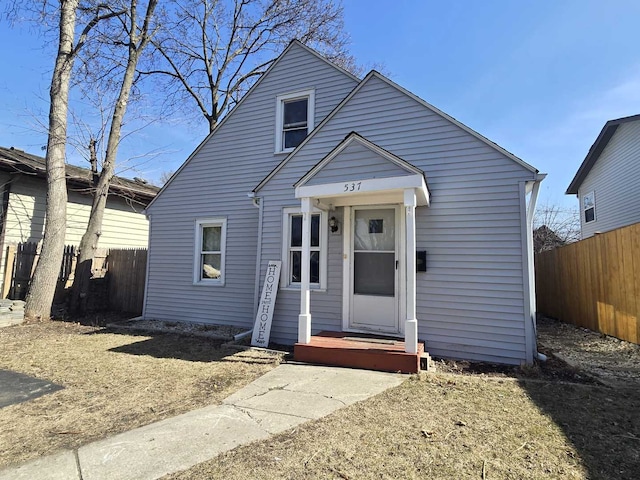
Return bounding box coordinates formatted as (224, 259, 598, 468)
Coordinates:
(275, 89, 315, 153)
(583, 191, 596, 223)
(194, 218, 227, 285)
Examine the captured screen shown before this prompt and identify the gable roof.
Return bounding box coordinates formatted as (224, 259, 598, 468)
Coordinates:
(146, 40, 360, 211)
(254, 70, 538, 193)
(566, 113, 640, 195)
(0, 146, 159, 205)
(295, 131, 424, 188)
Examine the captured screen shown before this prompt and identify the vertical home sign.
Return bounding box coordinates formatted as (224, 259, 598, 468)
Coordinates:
(251, 261, 281, 348)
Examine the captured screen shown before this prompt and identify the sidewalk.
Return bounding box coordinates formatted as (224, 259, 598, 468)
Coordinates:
(0, 363, 404, 480)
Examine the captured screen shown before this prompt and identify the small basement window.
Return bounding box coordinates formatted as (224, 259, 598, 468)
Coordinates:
(583, 191, 595, 223)
(194, 218, 227, 285)
(275, 90, 315, 153)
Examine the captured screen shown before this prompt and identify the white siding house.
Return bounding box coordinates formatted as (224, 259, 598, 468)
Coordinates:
(566, 114, 640, 238)
(144, 41, 544, 366)
(0, 146, 158, 295)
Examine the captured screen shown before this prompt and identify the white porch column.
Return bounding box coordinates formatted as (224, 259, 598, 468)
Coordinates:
(404, 189, 418, 354)
(298, 197, 312, 343)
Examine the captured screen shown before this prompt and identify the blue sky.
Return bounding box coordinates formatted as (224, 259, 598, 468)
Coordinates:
(2, 0, 640, 209)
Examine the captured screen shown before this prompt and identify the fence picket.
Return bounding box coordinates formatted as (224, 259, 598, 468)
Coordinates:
(535, 221, 640, 345)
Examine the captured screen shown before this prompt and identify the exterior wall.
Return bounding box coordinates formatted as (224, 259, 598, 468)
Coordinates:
(305, 140, 411, 186)
(259, 75, 536, 364)
(143, 43, 358, 327)
(578, 121, 640, 238)
(0, 174, 150, 294)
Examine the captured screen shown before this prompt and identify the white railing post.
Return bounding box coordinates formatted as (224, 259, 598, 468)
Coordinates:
(404, 189, 418, 354)
(298, 197, 312, 343)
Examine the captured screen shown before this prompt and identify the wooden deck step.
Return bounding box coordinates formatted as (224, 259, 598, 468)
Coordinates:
(294, 331, 424, 374)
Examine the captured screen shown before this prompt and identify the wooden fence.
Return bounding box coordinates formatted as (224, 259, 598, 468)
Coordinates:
(2, 243, 146, 314)
(106, 248, 147, 314)
(535, 222, 640, 344)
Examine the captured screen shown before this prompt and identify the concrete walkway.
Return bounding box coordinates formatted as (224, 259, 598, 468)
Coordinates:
(0, 363, 404, 480)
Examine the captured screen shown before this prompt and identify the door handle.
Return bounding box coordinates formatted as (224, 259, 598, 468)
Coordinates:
(395, 260, 398, 270)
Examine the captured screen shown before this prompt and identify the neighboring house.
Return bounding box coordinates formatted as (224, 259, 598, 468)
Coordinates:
(566, 114, 640, 238)
(0, 146, 158, 295)
(144, 41, 544, 367)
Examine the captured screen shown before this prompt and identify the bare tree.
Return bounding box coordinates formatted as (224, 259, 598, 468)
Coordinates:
(533, 202, 581, 253)
(158, 169, 175, 185)
(70, 0, 159, 314)
(147, 0, 357, 132)
(7, 1, 123, 319)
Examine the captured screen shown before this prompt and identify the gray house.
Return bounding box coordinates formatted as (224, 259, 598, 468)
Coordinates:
(566, 114, 640, 238)
(144, 41, 544, 370)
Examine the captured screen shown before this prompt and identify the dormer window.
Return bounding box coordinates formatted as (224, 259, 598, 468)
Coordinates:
(275, 89, 315, 153)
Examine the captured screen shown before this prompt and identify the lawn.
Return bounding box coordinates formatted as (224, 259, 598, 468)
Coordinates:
(166, 371, 640, 480)
(0, 320, 282, 468)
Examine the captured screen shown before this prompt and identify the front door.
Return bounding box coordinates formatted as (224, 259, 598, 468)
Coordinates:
(349, 206, 399, 333)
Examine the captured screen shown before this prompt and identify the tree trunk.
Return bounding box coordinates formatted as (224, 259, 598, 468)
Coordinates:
(70, 0, 158, 314)
(24, 0, 79, 320)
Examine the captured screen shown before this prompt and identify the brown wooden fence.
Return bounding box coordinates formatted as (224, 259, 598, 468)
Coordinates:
(535, 222, 640, 344)
(106, 248, 147, 314)
(2, 243, 146, 314)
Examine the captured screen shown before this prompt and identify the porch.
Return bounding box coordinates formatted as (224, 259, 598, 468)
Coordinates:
(294, 331, 428, 374)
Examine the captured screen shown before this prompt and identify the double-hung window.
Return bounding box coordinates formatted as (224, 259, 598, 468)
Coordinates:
(282, 207, 327, 289)
(583, 191, 595, 223)
(194, 218, 227, 285)
(275, 90, 315, 153)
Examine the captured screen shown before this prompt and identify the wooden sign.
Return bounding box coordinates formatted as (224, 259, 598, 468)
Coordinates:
(251, 261, 281, 348)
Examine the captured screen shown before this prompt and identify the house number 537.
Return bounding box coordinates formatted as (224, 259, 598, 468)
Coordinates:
(344, 182, 361, 192)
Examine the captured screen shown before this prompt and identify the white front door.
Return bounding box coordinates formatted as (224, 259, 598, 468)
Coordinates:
(348, 206, 399, 333)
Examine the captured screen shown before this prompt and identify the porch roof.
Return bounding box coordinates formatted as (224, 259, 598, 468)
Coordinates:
(293, 132, 430, 207)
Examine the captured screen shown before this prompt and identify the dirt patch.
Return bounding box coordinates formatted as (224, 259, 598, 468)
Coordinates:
(537, 315, 640, 388)
(0, 320, 282, 468)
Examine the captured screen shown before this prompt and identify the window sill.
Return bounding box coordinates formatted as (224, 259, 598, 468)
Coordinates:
(280, 286, 326, 293)
(274, 149, 294, 155)
(193, 280, 225, 287)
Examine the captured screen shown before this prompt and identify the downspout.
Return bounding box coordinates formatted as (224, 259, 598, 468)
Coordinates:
(249, 193, 263, 318)
(140, 211, 151, 319)
(526, 173, 546, 361)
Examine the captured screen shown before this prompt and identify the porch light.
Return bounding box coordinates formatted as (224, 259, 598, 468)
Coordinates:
(329, 216, 339, 233)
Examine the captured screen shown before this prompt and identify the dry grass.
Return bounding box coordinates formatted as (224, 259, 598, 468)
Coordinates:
(0, 320, 281, 468)
(167, 373, 640, 480)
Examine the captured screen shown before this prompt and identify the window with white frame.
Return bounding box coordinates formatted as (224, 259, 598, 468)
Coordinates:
(275, 90, 315, 153)
(194, 218, 227, 284)
(282, 207, 327, 289)
(583, 191, 596, 223)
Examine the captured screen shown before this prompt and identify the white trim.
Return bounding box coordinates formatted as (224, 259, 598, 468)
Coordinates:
(582, 190, 596, 224)
(281, 206, 327, 289)
(275, 89, 315, 154)
(519, 181, 535, 364)
(193, 218, 227, 286)
(295, 132, 422, 188)
(296, 174, 429, 206)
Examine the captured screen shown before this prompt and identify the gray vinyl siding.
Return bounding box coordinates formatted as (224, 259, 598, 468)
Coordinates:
(578, 120, 640, 238)
(144, 43, 358, 327)
(259, 74, 535, 364)
(305, 141, 412, 185)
